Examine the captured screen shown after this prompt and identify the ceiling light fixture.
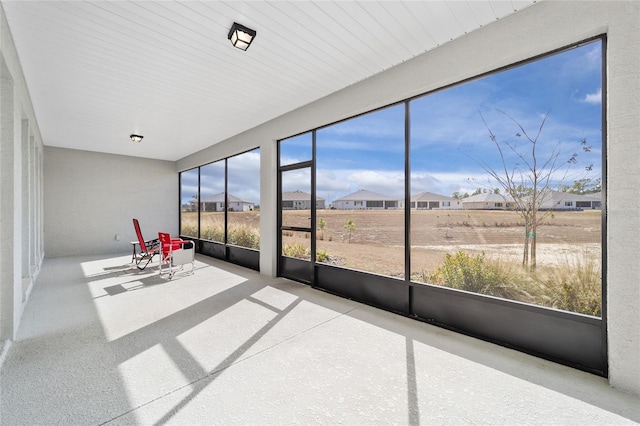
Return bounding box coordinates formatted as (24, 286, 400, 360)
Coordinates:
(228, 22, 256, 51)
(130, 134, 143, 143)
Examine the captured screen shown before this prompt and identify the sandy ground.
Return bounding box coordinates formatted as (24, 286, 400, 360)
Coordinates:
(183, 209, 602, 275)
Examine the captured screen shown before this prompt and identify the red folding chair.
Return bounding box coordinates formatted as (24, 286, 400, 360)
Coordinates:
(132, 218, 160, 270)
(158, 232, 195, 279)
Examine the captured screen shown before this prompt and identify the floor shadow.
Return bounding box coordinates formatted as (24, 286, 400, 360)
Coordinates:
(406, 337, 420, 426)
(102, 264, 137, 271)
(104, 253, 640, 424)
(100, 264, 304, 424)
(0, 257, 139, 425)
(9, 254, 639, 425)
(103, 284, 128, 296)
(342, 304, 640, 423)
(152, 299, 303, 426)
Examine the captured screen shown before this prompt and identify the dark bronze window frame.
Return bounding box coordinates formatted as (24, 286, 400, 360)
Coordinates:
(277, 35, 608, 376)
(179, 148, 261, 271)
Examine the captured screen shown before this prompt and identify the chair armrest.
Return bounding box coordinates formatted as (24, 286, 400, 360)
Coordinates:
(170, 238, 191, 245)
(165, 239, 193, 251)
(176, 239, 194, 249)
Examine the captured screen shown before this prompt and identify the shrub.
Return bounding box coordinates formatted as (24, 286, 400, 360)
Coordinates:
(200, 223, 260, 249)
(202, 224, 224, 242)
(423, 250, 601, 316)
(535, 256, 601, 316)
(228, 225, 260, 249)
(429, 251, 496, 293)
(316, 249, 330, 263)
(282, 243, 309, 259)
(428, 251, 532, 301)
(181, 223, 198, 237)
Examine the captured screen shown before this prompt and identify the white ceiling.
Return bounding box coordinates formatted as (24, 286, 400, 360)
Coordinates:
(2, 0, 536, 161)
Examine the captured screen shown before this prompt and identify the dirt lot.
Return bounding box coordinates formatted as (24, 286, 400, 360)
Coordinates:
(185, 209, 601, 276)
(294, 209, 600, 275)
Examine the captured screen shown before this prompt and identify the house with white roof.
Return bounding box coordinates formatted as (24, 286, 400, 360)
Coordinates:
(411, 192, 462, 210)
(537, 190, 603, 210)
(332, 189, 401, 210)
(282, 190, 325, 210)
(197, 192, 255, 212)
(461, 190, 602, 211)
(461, 193, 514, 210)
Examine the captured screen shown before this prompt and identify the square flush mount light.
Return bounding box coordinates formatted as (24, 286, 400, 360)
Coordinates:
(228, 22, 256, 51)
(130, 134, 143, 143)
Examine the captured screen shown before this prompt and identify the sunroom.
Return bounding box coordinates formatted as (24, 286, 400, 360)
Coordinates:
(1, 1, 639, 423)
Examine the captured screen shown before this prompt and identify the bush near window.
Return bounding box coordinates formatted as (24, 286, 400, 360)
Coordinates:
(541, 256, 601, 316)
(427, 251, 530, 301)
(180, 223, 198, 238)
(228, 224, 260, 249)
(422, 250, 601, 316)
(202, 224, 224, 242)
(199, 223, 260, 249)
(283, 243, 310, 259)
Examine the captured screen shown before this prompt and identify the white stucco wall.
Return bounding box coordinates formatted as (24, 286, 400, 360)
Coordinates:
(0, 3, 45, 341)
(258, 138, 278, 277)
(44, 147, 178, 257)
(176, 1, 640, 395)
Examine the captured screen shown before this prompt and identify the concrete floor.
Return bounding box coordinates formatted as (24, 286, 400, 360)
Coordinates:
(1, 254, 639, 425)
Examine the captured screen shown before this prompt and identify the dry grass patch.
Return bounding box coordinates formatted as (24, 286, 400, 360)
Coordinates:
(182, 209, 602, 315)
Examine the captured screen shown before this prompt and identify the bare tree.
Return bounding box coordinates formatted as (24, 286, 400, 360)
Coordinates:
(477, 110, 591, 270)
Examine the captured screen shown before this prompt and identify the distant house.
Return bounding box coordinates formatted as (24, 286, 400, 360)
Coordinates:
(587, 192, 603, 209)
(182, 201, 197, 212)
(537, 190, 602, 210)
(411, 192, 462, 210)
(462, 193, 513, 210)
(282, 190, 326, 210)
(332, 189, 401, 210)
(197, 192, 255, 212)
(461, 190, 602, 211)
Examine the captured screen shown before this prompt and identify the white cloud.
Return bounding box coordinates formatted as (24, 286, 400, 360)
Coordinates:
(281, 168, 311, 194)
(316, 168, 405, 202)
(581, 88, 602, 104)
(412, 171, 496, 197)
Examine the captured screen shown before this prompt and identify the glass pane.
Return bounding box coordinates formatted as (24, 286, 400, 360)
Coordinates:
(200, 161, 225, 242)
(281, 168, 312, 229)
(227, 149, 261, 249)
(316, 104, 405, 278)
(410, 40, 603, 316)
(282, 230, 311, 260)
(180, 168, 199, 237)
(280, 132, 312, 167)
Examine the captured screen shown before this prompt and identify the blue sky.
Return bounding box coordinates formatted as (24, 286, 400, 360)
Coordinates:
(184, 39, 602, 205)
(181, 150, 261, 206)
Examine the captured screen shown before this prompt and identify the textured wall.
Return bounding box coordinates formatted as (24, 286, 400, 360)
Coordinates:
(44, 147, 178, 257)
(602, 2, 640, 396)
(1, 3, 45, 341)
